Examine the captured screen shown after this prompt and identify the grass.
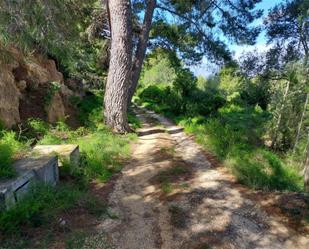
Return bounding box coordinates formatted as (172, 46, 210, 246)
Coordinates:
(0, 143, 15, 178)
(0, 182, 106, 235)
(0, 90, 138, 246)
(0, 183, 109, 249)
(0, 130, 29, 179)
(155, 165, 191, 194)
(177, 109, 304, 192)
(76, 129, 135, 182)
(34, 90, 138, 183)
(138, 96, 304, 192)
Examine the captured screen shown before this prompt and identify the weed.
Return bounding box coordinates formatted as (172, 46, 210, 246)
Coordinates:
(161, 182, 173, 193)
(76, 130, 134, 182)
(44, 81, 61, 106)
(0, 130, 28, 178)
(0, 143, 15, 178)
(0, 183, 81, 235)
(159, 146, 176, 156)
(0, 182, 107, 236)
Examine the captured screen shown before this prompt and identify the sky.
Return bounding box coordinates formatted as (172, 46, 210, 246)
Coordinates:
(191, 0, 284, 78)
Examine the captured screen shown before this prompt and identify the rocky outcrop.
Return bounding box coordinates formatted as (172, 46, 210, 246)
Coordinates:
(0, 45, 81, 127)
(0, 65, 21, 127)
(46, 92, 66, 123)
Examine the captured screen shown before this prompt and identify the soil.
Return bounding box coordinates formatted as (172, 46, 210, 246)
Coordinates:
(94, 108, 309, 249)
(3, 108, 308, 249)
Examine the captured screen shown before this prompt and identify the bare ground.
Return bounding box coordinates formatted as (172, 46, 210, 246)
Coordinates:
(93, 108, 309, 249)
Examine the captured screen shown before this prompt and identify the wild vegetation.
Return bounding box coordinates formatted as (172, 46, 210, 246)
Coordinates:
(136, 45, 307, 192)
(0, 0, 308, 247)
(0, 91, 137, 247)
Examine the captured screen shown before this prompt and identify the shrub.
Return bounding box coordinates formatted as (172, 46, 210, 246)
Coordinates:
(77, 91, 103, 127)
(230, 150, 303, 191)
(76, 130, 134, 182)
(178, 107, 303, 192)
(0, 183, 106, 236)
(23, 118, 50, 141)
(0, 130, 28, 178)
(0, 143, 15, 178)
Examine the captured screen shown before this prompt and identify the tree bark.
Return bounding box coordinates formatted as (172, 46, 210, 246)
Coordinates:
(293, 93, 309, 154)
(304, 134, 309, 192)
(103, 0, 133, 133)
(271, 80, 290, 149)
(127, 0, 157, 105)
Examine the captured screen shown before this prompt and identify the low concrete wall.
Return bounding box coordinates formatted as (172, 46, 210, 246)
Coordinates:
(0, 156, 58, 211)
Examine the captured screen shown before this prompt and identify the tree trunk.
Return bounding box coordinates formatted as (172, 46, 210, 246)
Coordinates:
(271, 80, 290, 149)
(293, 93, 309, 154)
(103, 0, 133, 133)
(127, 0, 156, 105)
(304, 134, 309, 192)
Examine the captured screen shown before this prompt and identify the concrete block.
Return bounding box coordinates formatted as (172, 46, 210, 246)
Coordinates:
(33, 144, 80, 167)
(0, 156, 58, 211)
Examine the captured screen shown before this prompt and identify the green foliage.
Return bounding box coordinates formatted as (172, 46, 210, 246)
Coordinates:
(35, 92, 136, 183)
(44, 81, 61, 106)
(178, 106, 303, 191)
(27, 118, 49, 136)
(265, 0, 309, 65)
(0, 143, 15, 179)
(0, 182, 107, 236)
(77, 91, 104, 127)
(0, 183, 79, 234)
(268, 62, 308, 151)
(0, 0, 97, 70)
(140, 52, 177, 86)
(0, 130, 29, 179)
(138, 51, 226, 117)
(77, 130, 134, 182)
(150, 0, 263, 64)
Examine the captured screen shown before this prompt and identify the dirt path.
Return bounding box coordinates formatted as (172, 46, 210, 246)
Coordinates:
(98, 109, 309, 249)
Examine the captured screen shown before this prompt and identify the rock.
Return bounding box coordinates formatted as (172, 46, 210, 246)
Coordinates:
(65, 78, 85, 97)
(46, 92, 66, 123)
(16, 80, 27, 91)
(0, 45, 82, 127)
(60, 84, 74, 98)
(0, 66, 21, 127)
(59, 218, 67, 226)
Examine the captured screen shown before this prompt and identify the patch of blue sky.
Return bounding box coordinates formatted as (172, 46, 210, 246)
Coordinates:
(191, 0, 285, 78)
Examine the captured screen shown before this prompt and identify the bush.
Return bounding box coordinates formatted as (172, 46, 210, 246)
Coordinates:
(0, 182, 106, 236)
(177, 106, 303, 192)
(77, 91, 103, 127)
(230, 150, 303, 191)
(0, 130, 28, 179)
(77, 130, 134, 182)
(0, 143, 15, 178)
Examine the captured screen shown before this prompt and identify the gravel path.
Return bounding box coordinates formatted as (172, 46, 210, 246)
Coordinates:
(97, 108, 309, 249)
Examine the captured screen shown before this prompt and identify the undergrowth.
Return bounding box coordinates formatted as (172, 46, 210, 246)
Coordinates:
(178, 107, 303, 192)
(137, 89, 304, 192)
(0, 182, 107, 241)
(0, 90, 137, 246)
(0, 131, 29, 179)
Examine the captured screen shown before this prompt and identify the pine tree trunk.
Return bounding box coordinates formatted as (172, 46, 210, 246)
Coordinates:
(271, 80, 290, 149)
(293, 93, 309, 154)
(304, 136, 309, 192)
(127, 0, 156, 105)
(103, 0, 133, 133)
